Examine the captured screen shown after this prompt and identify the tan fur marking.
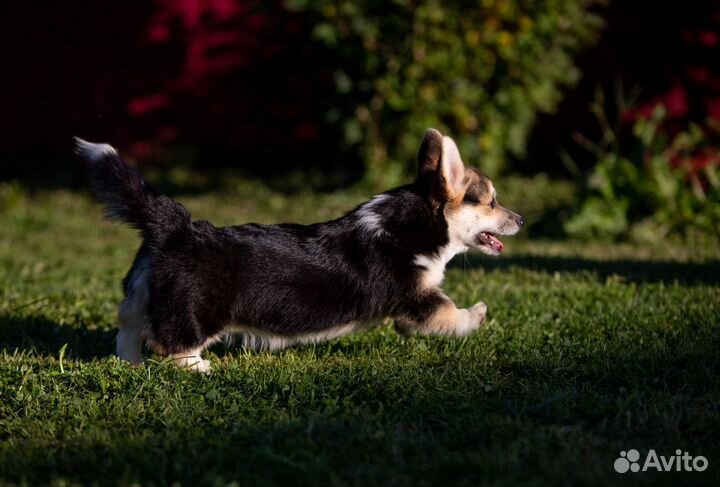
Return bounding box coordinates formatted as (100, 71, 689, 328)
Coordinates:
(401, 298, 486, 337)
(444, 167, 490, 208)
(439, 166, 521, 256)
(421, 300, 462, 335)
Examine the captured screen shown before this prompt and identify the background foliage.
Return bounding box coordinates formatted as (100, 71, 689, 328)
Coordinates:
(1, 0, 603, 188)
(565, 103, 720, 240)
(286, 0, 604, 184)
(1, 0, 718, 237)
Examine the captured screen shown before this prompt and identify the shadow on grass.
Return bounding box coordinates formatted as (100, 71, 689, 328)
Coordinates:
(455, 254, 720, 286)
(2, 328, 719, 487)
(0, 313, 115, 360)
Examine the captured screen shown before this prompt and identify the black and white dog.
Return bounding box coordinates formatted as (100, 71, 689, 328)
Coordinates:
(76, 129, 524, 372)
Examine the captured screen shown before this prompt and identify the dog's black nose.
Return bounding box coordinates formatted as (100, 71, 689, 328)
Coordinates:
(517, 216, 525, 227)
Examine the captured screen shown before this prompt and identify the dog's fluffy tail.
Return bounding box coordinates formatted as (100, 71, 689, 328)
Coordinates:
(74, 137, 191, 243)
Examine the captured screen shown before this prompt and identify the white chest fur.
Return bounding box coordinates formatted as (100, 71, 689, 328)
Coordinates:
(414, 241, 467, 289)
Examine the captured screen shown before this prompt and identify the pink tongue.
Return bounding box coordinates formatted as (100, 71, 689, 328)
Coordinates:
(488, 234, 504, 252)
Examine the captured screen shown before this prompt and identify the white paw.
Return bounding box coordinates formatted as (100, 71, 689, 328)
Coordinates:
(175, 356, 212, 374)
(468, 301, 488, 326)
(455, 301, 487, 336)
(188, 358, 212, 374)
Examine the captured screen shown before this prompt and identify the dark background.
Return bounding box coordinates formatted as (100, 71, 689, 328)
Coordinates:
(1, 0, 719, 189)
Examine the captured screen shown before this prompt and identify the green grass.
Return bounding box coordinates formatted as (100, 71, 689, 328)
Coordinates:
(1, 180, 719, 486)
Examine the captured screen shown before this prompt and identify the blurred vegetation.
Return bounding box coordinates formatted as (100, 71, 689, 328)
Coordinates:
(285, 0, 604, 185)
(565, 92, 720, 241)
(0, 0, 602, 188)
(5, 1, 719, 241)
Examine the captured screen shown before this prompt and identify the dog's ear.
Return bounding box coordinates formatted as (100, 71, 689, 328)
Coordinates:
(417, 129, 465, 199)
(417, 128, 444, 175)
(439, 135, 465, 198)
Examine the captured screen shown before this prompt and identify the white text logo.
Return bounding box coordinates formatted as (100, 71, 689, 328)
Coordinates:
(614, 449, 709, 473)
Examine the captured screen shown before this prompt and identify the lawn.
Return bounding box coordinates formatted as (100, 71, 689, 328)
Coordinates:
(0, 180, 718, 486)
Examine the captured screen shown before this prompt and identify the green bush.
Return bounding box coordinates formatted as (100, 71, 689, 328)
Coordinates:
(285, 0, 604, 186)
(565, 103, 720, 240)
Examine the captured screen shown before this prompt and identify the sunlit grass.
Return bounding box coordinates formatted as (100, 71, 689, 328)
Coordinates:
(1, 182, 718, 486)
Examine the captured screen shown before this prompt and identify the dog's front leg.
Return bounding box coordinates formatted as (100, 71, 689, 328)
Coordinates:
(396, 294, 487, 337)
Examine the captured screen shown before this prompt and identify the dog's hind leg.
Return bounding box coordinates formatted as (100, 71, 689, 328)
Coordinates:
(116, 253, 152, 364)
(117, 298, 148, 364)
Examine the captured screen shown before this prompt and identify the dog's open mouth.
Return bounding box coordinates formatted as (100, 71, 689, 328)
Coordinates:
(477, 232, 504, 253)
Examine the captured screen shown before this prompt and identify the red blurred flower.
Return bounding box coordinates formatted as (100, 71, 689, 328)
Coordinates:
(698, 30, 720, 47)
(707, 97, 720, 122)
(128, 93, 170, 116)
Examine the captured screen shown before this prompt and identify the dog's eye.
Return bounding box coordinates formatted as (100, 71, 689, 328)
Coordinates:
(490, 198, 497, 209)
(463, 193, 480, 204)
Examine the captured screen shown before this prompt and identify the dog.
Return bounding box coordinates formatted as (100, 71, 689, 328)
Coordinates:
(75, 129, 524, 372)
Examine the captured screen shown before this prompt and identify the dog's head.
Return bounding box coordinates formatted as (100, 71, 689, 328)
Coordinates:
(416, 128, 525, 255)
